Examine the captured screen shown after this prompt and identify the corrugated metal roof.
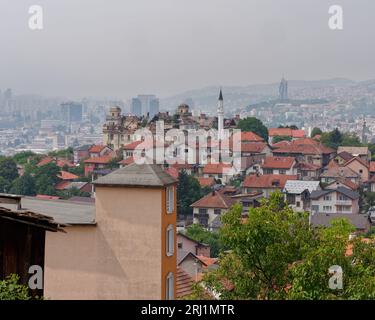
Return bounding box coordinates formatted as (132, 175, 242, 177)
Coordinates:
(311, 213, 370, 230)
(284, 180, 320, 194)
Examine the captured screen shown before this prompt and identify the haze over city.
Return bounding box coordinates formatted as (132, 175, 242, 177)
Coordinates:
(1, 0, 375, 99)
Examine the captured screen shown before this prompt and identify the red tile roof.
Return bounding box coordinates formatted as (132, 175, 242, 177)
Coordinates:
(293, 138, 318, 145)
(191, 191, 236, 209)
(118, 157, 135, 166)
(243, 174, 297, 189)
(269, 128, 292, 137)
(123, 140, 144, 150)
(37, 157, 53, 167)
(56, 159, 75, 168)
(84, 155, 113, 164)
(273, 142, 334, 155)
(203, 163, 232, 174)
(238, 131, 264, 142)
(291, 130, 306, 138)
(239, 142, 268, 153)
(58, 171, 79, 180)
(262, 156, 295, 169)
(54, 181, 71, 190)
(370, 162, 375, 172)
(88, 144, 106, 153)
(197, 255, 218, 267)
(165, 167, 179, 180)
(176, 268, 195, 299)
(197, 177, 216, 187)
(327, 178, 359, 191)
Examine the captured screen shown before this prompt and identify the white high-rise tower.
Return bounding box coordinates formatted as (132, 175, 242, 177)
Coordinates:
(217, 89, 224, 140)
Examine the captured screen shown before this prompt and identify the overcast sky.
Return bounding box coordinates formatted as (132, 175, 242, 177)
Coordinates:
(0, 0, 374, 99)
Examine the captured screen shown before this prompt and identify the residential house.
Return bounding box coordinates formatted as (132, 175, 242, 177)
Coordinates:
(310, 187, 360, 215)
(242, 174, 298, 198)
(342, 157, 369, 182)
(260, 156, 297, 175)
(325, 178, 359, 191)
(177, 232, 211, 257)
(311, 213, 371, 233)
(268, 128, 306, 145)
(73, 145, 91, 164)
(197, 177, 216, 188)
(88, 144, 113, 158)
(235, 142, 272, 172)
(44, 163, 178, 299)
(320, 166, 361, 185)
(84, 154, 115, 177)
(177, 251, 218, 281)
(202, 163, 234, 185)
(283, 180, 321, 212)
(334, 151, 354, 165)
(370, 162, 375, 178)
(272, 139, 335, 167)
(296, 162, 321, 180)
(337, 146, 371, 163)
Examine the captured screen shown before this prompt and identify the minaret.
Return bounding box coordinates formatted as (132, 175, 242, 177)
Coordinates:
(362, 116, 367, 144)
(217, 88, 224, 140)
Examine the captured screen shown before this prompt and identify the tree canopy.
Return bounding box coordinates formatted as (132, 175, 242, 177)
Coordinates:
(236, 117, 269, 141)
(199, 192, 375, 300)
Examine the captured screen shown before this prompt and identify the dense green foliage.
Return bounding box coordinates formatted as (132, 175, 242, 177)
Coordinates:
(177, 170, 210, 217)
(200, 192, 375, 300)
(236, 117, 269, 141)
(311, 127, 323, 138)
(320, 128, 362, 149)
(272, 135, 292, 144)
(0, 274, 31, 300)
(185, 224, 225, 257)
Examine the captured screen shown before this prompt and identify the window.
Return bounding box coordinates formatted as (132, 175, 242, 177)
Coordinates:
(323, 195, 332, 201)
(199, 208, 207, 215)
(279, 169, 286, 175)
(166, 225, 174, 256)
(296, 201, 301, 208)
(323, 206, 332, 212)
(166, 272, 174, 300)
(338, 195, 348, 201)
(166, 186, 174, 214)
(263, 169, 273, 175)
(178, 242, 183, 249)
(214, 209, 221, 215)
(286, 194, 296, 205)
(359, 169, 363, 174)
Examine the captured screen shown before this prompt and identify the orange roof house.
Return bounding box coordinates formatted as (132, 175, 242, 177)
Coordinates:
(202, 163, 232, 175)
(58, 171, 79, 181)
(197, 177, 215, 188)
(190, 190, 236, 210)
(262, 156, 295, 169)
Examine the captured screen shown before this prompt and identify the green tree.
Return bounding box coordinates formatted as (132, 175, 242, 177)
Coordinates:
(12, 151, 36, 166)
(0, 274, 31, 300)
(10, 174, 36, 196)
(199, 192, 375, 300)
(0, 176, 11, 193)
(186, 224, 225, 257)
(321, 128, 343, 149)
(177, 170, 204, 217)
(341, 132, 362, 147)
(272, 135, 292, 144)
(236, 117, 269, 141)
(0, 157, 19, 182)
(311, 127, 322, 138)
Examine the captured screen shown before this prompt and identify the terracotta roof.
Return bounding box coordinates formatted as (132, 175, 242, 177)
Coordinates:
(202, 163, 232, 174)
(84, 155, 113, 164)
(291, 130, 306, 138)
(321, 166, 360, 179)
(273, 142, 334, 155)
(243, 174, 298, 189)
(123, 140, 144, 150)
(238, 131, 264, 142)
(58, 171, 79, 180)
(326, 178, 359, 191)
(272, 140, 291, 148)
(37, 157, 53, 167)
(118, 157, 135, 166)
(239, 142, 268, 153)
(337, 146, 369, 156)
(293, 138, 318, 145)
(190, 191, 236, 209)
(269, 128, 292, 137)
(196, 255, 218, 267)
(343, 156, 369, 169)
(88, 144, 106, 153)
(197, 177, 215, 187)
(56, 159, 75, 168)
(370, 162, 375, 172)
(54, 181, 71, 190)
(165, 167, 179, 180)
(176, 267, 195, 298)
(296, 162, 321, 170)
(262, 156, 295, 169)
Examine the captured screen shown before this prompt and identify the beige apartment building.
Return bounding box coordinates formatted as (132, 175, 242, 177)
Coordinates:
(44, 163, 177, 300)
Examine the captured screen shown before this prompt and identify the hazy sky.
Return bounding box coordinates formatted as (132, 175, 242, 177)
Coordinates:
(0, 0, 374, 99)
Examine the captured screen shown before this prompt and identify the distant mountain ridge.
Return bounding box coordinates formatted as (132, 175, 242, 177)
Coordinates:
(160, 78, 361, 114)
